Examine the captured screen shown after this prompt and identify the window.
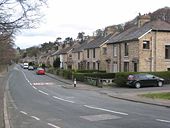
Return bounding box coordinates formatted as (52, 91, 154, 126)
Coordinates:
(78, 63, 81, 69)
(112, 62, 118, 72)
(78, 52, 80, 60)
(87, 62, 90, 69)
(93, 62, 96, 69)
(165, 45, 170, 59)
(124, 62, 129, 72)
(103, 47, 107, 55)
(93, 48, 95, 58)
(87, 49, 89, 58)
(143, 41, 150, 49)
(69, 54, 72, 58)
(113, 45, 117, 56)
(124, 43, 129, 56)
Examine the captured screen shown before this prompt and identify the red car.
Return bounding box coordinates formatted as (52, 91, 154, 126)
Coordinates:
(36, 68, 45, 75)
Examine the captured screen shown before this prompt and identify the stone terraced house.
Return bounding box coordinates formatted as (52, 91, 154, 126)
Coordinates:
(106, 15, 170, 72)
(83, 34, 113, 71)
(71, 26, 117, 70)
(72, 39, 91, 70)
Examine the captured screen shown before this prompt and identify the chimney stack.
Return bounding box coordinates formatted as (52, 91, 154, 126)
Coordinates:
(137, 14, 151, 27)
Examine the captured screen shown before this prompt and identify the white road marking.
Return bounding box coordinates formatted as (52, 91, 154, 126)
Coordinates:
(156, 119, 170, 123)
(47, 123, 60, 128)
(80, 114, 121, 121)
(38, 90, 49, 95)
(53, 96, 75, 103)
(33, 82, 54, 86)
(84, 105, 128, 116)
(21, 70, 32, 86)
(27, 81, 32, 86)
(20, 111, 28, 115)
(31, 116, 40, 121)
(32, 86, 37, 90)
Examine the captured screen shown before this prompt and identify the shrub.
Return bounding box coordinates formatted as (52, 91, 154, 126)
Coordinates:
(73, 73, 87, 82)
(85, 73, 115, 79)
(47, 67, 54, 74)
(76, 70, 106, 73)
(53, 58, 60, 68)
(63, 70, 72, 79)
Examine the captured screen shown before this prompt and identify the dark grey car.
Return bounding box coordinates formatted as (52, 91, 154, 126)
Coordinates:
(126, 74, 164, 88)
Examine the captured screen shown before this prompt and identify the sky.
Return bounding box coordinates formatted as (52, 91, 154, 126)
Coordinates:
(15, 0, 170, 49)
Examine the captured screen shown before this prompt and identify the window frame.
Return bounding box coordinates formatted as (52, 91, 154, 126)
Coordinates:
(124, 43, 129, 56)
(113, 45, 117, 57)
(165, 45, 170, 59)
(78, 52, 80, 60)
(87, 49, 89, 58)
(124, 62, 129, 72)
(93, 48, 95, 58)
(143, 40, 150, 49)
(93, 62, 96, 69)
(102, 47, 107, 55)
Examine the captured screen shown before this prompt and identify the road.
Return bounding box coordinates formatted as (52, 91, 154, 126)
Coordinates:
(6, 65, 170, 128)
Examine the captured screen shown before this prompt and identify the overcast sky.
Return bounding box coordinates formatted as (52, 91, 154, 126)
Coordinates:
(15, 0, 170, 49)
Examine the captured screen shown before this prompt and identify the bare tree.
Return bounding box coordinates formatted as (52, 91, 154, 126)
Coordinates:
(0, 0, 47, 65)
(0, 0, 47, 33)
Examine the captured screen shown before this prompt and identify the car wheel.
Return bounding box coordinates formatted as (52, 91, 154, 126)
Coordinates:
(158, 81, 163, 87)
(135, 82, 141, 88)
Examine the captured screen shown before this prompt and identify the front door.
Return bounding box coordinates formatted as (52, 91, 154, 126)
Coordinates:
(134, 63, 138, 72)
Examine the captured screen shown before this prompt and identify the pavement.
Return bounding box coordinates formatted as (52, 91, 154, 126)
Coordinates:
(0, 70, 7, 128)
(46, 73, 170, 108)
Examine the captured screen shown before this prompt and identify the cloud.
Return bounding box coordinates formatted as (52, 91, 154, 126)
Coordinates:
(15, 0, 170, 49)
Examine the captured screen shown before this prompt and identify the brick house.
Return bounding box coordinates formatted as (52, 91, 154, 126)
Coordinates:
(107, 15, 170, 73)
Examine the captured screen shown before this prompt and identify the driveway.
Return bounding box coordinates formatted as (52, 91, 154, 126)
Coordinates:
(100, 85, 170, 108)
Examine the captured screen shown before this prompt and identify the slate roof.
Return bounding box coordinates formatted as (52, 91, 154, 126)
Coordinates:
(107, 20, 170, 44)
(53, 43, 80, 55)
(72, 40, 89, 53)
(84, 34, 113, 49)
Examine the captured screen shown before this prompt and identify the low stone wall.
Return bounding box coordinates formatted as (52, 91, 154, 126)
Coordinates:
(84, 77, 114, 87)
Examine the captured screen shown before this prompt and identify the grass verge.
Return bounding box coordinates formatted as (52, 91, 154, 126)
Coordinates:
(140, 92, 170, 100)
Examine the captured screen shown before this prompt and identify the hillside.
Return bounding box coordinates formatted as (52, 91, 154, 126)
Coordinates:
(123, 7, 170, 30)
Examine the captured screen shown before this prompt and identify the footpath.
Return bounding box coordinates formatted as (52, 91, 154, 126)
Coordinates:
(46, 73, 170, 108)
(0, 70, 7, 128)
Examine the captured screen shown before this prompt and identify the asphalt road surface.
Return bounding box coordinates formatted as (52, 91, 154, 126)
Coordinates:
(6, 65, 170, 128)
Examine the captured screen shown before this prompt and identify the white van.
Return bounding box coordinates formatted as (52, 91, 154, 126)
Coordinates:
(23, 63, 29, 69)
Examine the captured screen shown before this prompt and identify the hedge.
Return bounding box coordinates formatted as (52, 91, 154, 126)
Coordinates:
(47, 68, 73, 79)
(73, 72, 115, 82)
(76, 70, 106, 73)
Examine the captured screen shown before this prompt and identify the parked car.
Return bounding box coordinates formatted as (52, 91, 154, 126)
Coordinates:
(28, 66, 34, 70)
(126, 73, 164, 88)
(36, 68, 45, 75)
